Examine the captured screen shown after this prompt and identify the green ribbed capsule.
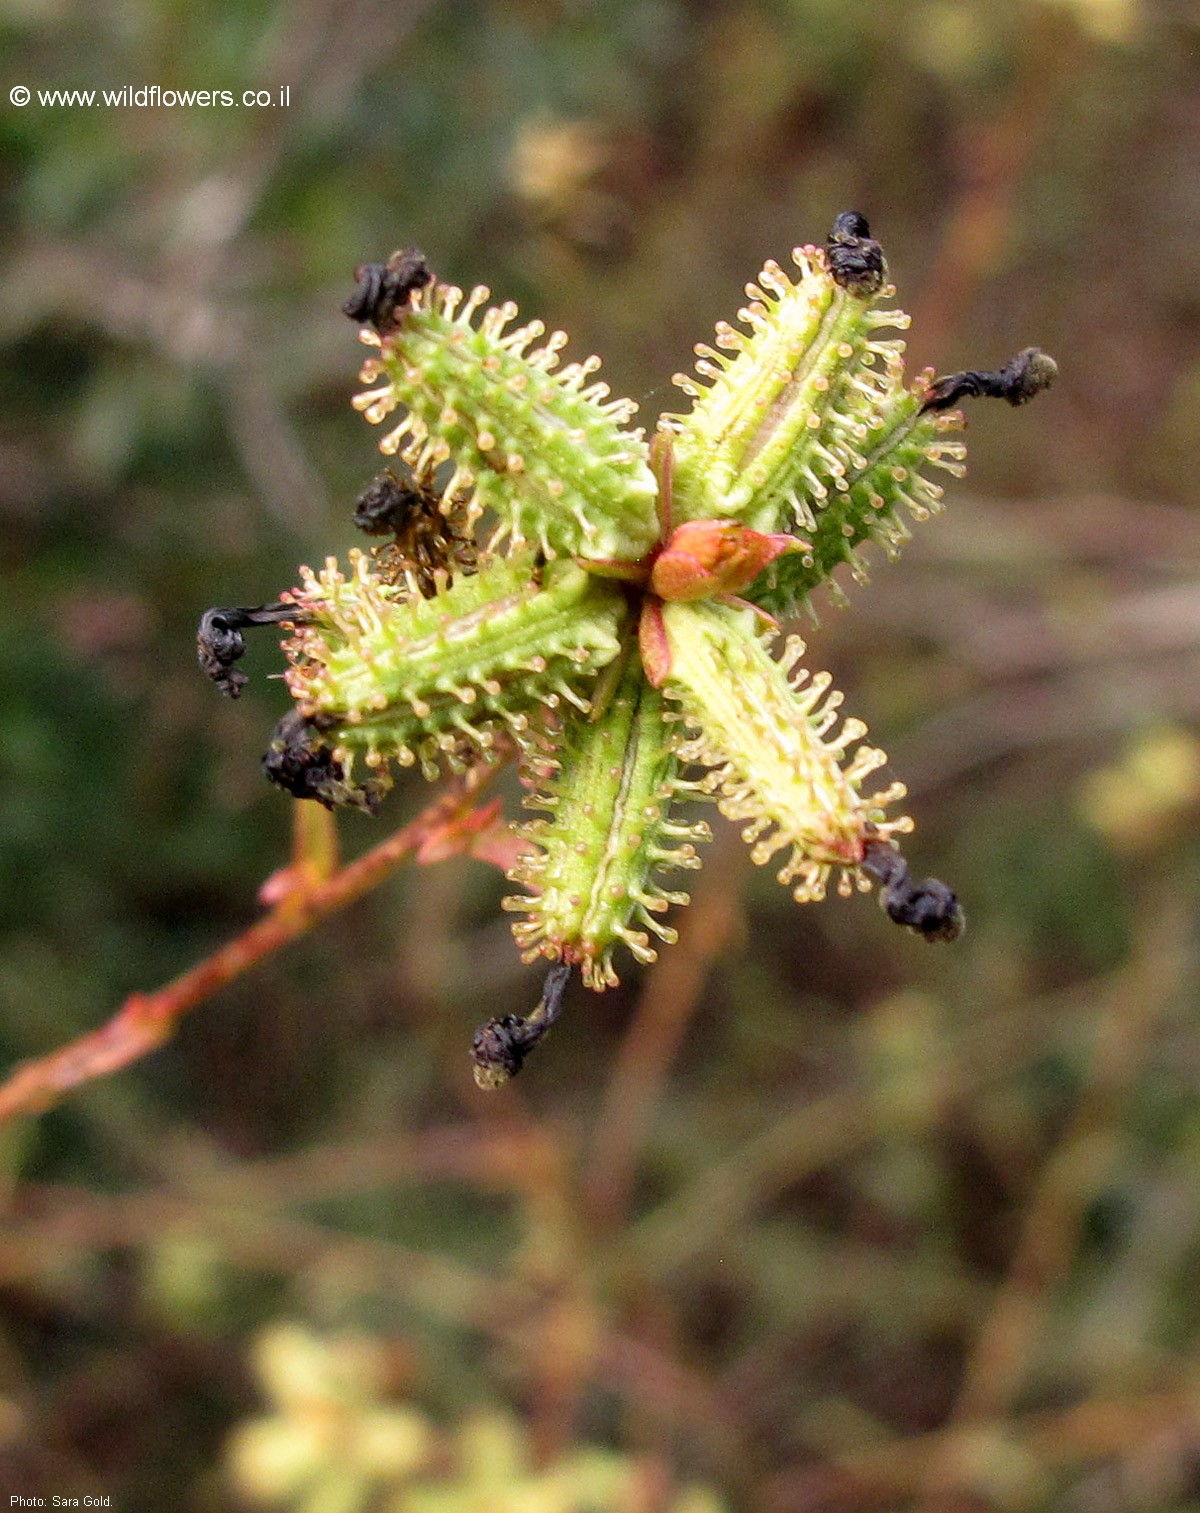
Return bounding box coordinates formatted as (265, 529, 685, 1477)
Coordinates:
(504, 652, 710, 989)
(283, 550, 627, 781)
(664, 246, 919, 534)
(660, 600, 910, 905)
(215, 218, 1055, 1036)
(351, 282, 660, 563)
(748, 386, 967, 618)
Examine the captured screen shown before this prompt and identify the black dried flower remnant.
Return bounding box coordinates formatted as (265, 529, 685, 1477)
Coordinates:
(262, 709, 381, 813)
(197, 602, 307, 698)
(825, 210, 887, 297)
(352, 471, 427, 536)
(353, 470, 477, 599)
(861, 839, 965, 943)
(922, 347, 1058, 413)
(342, 248, 433, 333)
(471, 962, 573, 1089)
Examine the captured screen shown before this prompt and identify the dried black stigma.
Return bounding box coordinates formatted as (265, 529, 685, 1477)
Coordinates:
(198, 602, 308, 698)
(825, 210, 887, 297)
(354, 470, 477, 599)
(262, 709, 380, 812)
(921, 347, 1058, 413)
(342, 248, 433, 332)
(353, 471, 428, 536)
(861, 839, 965, 943)
(471, 962, 573, 1090)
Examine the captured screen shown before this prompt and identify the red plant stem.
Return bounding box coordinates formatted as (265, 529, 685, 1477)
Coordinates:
(0, 767, 500, 1125)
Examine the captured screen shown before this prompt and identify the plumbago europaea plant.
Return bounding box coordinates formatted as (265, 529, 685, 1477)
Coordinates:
(200, 215, 1055, 1087)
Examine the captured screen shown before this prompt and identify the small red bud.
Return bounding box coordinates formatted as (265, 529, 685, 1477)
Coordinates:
(649, 520, 802, 602)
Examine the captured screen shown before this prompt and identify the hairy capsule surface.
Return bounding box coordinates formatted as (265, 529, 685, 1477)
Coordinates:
(202, 212, 1054, 1062)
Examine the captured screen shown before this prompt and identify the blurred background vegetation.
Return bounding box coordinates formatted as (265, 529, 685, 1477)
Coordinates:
(2, 0, 1200, 1507)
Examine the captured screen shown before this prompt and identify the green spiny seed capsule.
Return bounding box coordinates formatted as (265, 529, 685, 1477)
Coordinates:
(202, 218, 1056, 1055)
(664, 243, 915, 532)
(660, 600, 910, 904)
(282, 549, 627, 781)
(504, 650, 710, 989)
(351, 282, 660, 563)
(748, 386, 967, 617)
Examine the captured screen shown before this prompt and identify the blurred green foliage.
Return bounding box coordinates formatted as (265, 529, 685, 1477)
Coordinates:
(2, 0, 1200, 1508)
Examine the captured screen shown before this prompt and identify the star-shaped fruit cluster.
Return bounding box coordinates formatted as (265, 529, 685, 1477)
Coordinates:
(200, 215, 1054, 1085)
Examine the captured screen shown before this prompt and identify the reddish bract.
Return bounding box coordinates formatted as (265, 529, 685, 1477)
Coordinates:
(649, 520, 802, 602)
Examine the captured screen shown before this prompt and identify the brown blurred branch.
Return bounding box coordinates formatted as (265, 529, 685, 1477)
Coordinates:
(897, 650, 1200, 796)
(585, 834, 741, 1231)
(830, 494, 1200, 793)
(911, 892, 1194, 1508)
(766, 1388, 1200, 1512)
(623, 984, 1108, 1280)
(3, 1168, 746, 1468)
(0, 764, 505, 1125)
(3, 1178, 531, 1330)
(164, 1123, 555, 1208)
(910, 9, 1088, 360)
